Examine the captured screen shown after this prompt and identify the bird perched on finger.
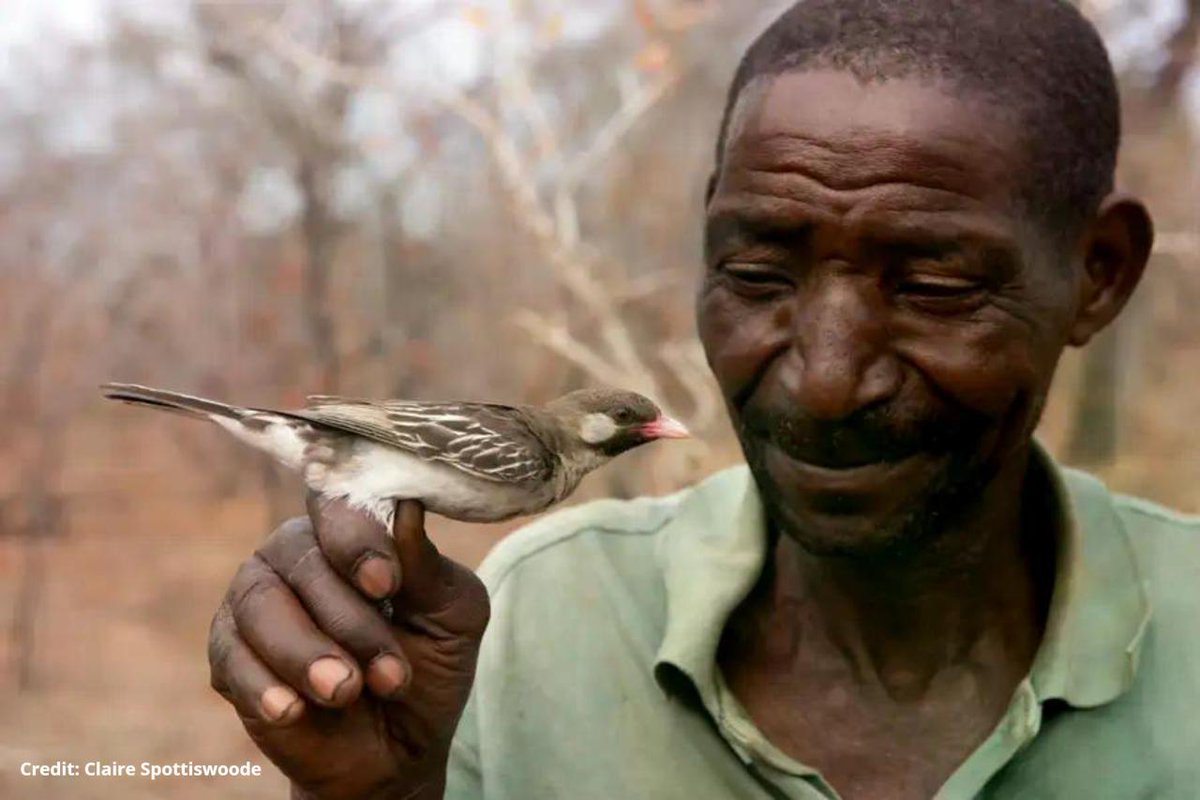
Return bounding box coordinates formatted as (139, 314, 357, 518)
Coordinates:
(101, 383, 690, 531)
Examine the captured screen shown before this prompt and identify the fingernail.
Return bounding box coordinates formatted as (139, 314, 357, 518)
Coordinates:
(355, 555, 397, 599)
(259, 686, 301, 723)
(366, 654, 409, 698)
(308, 657, 353, 702)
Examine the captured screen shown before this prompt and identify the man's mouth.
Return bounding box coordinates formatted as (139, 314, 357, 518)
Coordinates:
(763, 440, 941, 495)
(769, 432, 920, 471)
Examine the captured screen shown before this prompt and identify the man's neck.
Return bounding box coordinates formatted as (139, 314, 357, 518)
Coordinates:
(724, 450, 1057, 699)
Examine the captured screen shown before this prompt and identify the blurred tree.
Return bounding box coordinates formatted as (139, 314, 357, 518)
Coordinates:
(1066, 0, 1199, 465)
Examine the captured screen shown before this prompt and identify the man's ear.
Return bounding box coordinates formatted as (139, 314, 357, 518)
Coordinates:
(1067, 193, 1154, 347)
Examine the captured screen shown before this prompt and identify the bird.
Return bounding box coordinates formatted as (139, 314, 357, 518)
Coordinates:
(101, 383, 690, 532)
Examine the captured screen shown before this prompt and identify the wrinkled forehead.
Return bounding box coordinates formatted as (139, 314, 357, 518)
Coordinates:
(717, 70, 1026, 208)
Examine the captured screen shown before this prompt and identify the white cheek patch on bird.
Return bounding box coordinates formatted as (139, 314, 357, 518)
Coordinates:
(580, 413, 618, 444)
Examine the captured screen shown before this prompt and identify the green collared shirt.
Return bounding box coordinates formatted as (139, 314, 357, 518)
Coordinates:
(445, 446, 1200, 799)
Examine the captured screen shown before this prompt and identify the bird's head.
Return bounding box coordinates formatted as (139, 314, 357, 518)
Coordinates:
(545, 388, 690, 460)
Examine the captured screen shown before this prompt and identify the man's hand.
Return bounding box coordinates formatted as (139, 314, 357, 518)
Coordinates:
(207, 495, 490, 800)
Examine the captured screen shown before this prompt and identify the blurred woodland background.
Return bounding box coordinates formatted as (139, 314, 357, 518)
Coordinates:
(0, 0, 1196, 797)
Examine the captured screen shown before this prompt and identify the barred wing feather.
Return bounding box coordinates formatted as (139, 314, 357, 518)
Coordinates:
(293, 399, 556, 487)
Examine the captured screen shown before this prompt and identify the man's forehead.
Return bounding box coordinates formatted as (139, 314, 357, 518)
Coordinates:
(721, 69, 1022, 197)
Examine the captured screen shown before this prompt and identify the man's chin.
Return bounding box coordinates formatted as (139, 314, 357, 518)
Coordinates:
(747, 442, 986, 560)
(764, 498, 929, 559)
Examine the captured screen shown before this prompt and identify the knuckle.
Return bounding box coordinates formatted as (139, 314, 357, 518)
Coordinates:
(315, 605, 369, 643)
(458, 576, 492, 637)
(425, 633, 483, 670)
(307, 590, 388, 651)
(209, 669, 232, 699)
(263, 516, 314, 555)
(417, 563, 490, 635)
(274, 515, 314, 542)
(207, 604, 232, 659)
(259, 518, 321, 576)
(207, 606, 235, 693)
(283, 542, 328, 589)
(315, 501, 386, 552)
(463, 572, 489, 605)
(227, 558, 280, 621)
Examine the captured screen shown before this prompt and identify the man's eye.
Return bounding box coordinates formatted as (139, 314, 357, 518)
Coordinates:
(898, 277, 981, 297)
(896, 275, 986, 314)
(719, 262, 792, 293)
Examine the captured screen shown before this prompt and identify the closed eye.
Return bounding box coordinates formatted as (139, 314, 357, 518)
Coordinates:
(898, 276, 981, 296)
(719, 262, 793, 295)
(896, 274, 987, 314)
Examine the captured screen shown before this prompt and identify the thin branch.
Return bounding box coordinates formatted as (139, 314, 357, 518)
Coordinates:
(499, 61, 562, 164)
(559, 65, 683, 192)
(511, 310, 626, 387)
(438, 92, 558, 243)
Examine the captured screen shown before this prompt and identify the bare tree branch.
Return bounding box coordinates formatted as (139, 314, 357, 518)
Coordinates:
(511, 311, 626, 386)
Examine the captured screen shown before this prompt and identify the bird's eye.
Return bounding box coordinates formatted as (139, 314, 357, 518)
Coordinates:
(612, 408, 633, 424)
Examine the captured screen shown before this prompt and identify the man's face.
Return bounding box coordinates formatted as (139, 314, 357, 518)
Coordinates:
(698, 70, 1080, 557)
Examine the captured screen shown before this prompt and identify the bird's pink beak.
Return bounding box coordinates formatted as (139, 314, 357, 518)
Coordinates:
(640, 416, 691, 439)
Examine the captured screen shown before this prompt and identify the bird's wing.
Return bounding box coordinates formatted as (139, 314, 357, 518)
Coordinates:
(292, 399, 557, 486)
(305, 394, 369, 406)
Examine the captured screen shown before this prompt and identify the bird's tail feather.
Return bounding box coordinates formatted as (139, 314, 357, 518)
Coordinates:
(101, 383, 249, 420)
(102, 383, 312, 470)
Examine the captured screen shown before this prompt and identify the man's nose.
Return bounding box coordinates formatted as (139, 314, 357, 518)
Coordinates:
(780, 277, 901, 420)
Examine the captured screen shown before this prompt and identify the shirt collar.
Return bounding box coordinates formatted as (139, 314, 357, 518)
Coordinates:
(653, 442, 1151, 711)
(1028, 449, 1151, 706)
(653, 464, 768, 709)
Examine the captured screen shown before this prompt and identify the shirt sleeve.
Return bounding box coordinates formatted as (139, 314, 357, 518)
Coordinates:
(443, 687, 484, 799)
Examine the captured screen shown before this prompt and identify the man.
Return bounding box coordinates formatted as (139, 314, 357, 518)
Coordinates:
(205, 1, 1200, 798)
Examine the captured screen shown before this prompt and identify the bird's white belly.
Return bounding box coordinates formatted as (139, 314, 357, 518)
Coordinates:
(306, 440, 551, 530)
